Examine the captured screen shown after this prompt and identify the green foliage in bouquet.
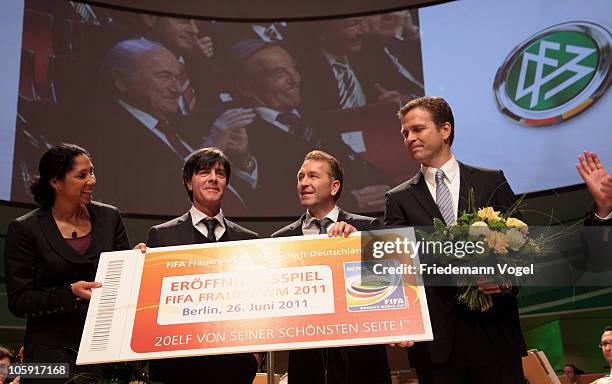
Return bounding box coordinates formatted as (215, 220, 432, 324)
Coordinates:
(425, 191, 552, 312)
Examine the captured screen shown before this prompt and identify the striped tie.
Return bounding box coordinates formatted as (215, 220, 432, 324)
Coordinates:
(435, 169, 455, 226)
(332, 60, 360, 109)
(73, 2, 99, 25)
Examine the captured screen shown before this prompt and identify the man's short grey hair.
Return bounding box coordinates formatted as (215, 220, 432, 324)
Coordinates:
(99, 38, 165, 95)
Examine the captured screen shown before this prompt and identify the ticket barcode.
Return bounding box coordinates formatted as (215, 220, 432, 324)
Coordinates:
(89, 259, 124, 352)
(78, 249, 144, 365)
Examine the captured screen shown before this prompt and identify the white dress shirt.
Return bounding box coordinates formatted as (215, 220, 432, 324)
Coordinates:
(593, 369, 612, 384)
(255, 106, 301, 134)
(301, 206, 340, 235)
(190, 205, 226, 240)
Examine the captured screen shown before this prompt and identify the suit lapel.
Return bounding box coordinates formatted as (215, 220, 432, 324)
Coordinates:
(223, 219, 237, 241)
(337, 209, 354, 223)
(176, 212, 197, 245)
(408, 173, 443, 222)
(457, 163, 478, 215)
(37, 208, 94, 265)
(459, 163, 492, 212)
(286, 217, 305, 236)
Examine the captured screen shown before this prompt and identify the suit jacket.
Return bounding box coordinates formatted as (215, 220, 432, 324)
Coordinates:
(298, 48, 378, 113)
(354, 38, 424, 102)
(146, 211, 258, 247)
(4, 202, 129, 348)
(580, 209, 612, 275)
(182, 53, 230, 107)
(146, 211, 258, 384)
(384, 163, 526, 365)
(385, 37, 424, 87)
(76, 102, 190, 216)
(272, 209, 391, 384)
(76, 102, 249, 216)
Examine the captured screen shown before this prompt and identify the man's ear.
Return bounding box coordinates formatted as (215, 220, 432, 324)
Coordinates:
(331, 180, 341, 197)
(141, 15, 157, 28)
(112, 69, 128, 93)
(186, 179, 193, 192)
(441, 122, 452, 142)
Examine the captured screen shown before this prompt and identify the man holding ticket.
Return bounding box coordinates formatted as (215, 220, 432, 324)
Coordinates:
(145, 148, 259, 384)
(272, 150, 391, 384)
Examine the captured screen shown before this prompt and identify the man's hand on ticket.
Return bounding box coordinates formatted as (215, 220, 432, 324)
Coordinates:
(327, 221, 358, 237)
(133, 243, 147, 253)
(390, 341, 415, 348)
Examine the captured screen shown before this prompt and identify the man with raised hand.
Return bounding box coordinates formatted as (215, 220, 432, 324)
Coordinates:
(576, 151, 612, 225)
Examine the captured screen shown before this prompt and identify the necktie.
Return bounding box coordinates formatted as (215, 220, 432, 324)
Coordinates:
(435, 169, 455, 226)
(155, 121, 191, 159)
(73, 2, 99, 25)
(314, 218, 334, 234)
(264, 25, 282, 41)
(276, 113, 303, 136)
(275, 113, 314, 142)
(177, 62, 196, 115)
(203, 218, 218, 242)
(331, 59, 360, 109)
(383, 46, 424, 90)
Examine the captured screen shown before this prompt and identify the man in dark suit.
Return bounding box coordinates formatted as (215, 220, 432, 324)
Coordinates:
(384, 96, 526, 384)
(272, 150, 391, 384)
(204, 21, 297, 63)
(361, 13, 424, 100)
(297, 18, 406, 112)
(227, 39, 393, 216)
(576, 151, 612, 276)
(146, 147, 259, 384)
(139, 15, 229, 108)
(78, 38, 249, 216)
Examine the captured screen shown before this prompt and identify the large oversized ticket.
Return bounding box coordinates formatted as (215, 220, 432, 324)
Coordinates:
(77, 228, 432, 364)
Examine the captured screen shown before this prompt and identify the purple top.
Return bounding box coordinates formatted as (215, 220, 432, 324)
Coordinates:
(65, 232, 92, 255)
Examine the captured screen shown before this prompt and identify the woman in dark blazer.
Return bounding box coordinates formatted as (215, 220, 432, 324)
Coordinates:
(4, 143, 130, 382)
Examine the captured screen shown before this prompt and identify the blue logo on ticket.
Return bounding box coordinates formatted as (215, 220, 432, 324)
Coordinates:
(343, 260, 407, 312)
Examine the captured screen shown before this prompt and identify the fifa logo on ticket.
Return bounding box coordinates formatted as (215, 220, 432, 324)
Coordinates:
(343, 260, 407, 312)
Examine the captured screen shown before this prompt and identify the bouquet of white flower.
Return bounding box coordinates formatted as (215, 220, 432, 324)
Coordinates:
(425, 200, 547, 312)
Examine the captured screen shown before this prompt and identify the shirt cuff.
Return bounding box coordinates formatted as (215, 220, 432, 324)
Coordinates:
(232, 156, 258, 189)
(594, 210, 612, 221)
